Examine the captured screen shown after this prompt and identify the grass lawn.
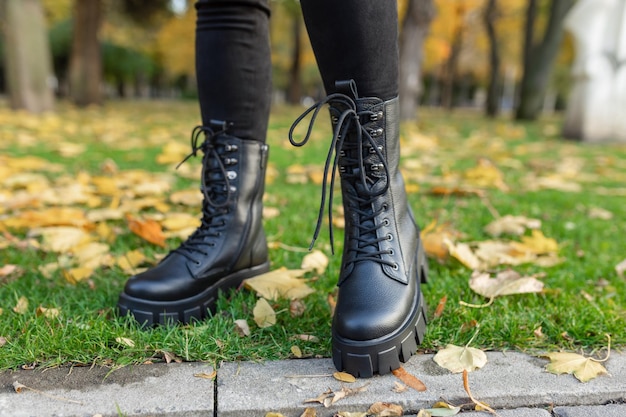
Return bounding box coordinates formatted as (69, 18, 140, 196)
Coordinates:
(0, 100, 624, 371)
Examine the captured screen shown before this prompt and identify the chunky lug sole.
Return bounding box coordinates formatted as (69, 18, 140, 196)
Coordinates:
(118, 261, 270, 326)
(332, 244, 429, 378)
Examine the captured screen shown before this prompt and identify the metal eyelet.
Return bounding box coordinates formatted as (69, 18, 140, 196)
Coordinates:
(370, 111, 383, 121)
(370, 163, 384, 172)
(386, 233, 393, 241)
(227, 171, 237, 180)
(224, 144, 238, 152)
(392, 263, 399, 270)
(388, 249, 394, 255)
(224, 158, 238, 165)
(368, 127, 383, 137)
(383, 219, 390, 226)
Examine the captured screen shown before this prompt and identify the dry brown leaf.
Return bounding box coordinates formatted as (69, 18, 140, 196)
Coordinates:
(392, 381, 408, 393)
(243, 268, 315, 300)
(291, 334, 319, 343)
(13, 296, 29, 314)
(126, 214, 166, 247)
(0, 336, 7, 347)
(160, 350, 182, 364)
(434, 295, 447, 319)
(289, 299, 306, 317)
(265, 413, 287, 417)
(391, 367, 427, 391)
(335, 412, 367, 417)
(0, 264, 19, 279)
(253, 298, 276, 328)
(367, 402, 403, 417)
(301, 250, 329, 274)
(462, 370, 497, 415)
(333, 371, 356, 383)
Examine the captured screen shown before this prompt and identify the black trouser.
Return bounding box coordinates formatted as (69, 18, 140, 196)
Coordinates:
(195, 0, 399, 141)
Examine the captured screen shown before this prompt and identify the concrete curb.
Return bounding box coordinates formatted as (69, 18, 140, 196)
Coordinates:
(0, 352, 624, 416)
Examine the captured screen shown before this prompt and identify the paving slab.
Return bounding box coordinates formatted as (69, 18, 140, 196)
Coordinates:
(0, 362, 215, 417)
(217, 352, 626, 417)
(553, 404, 626, 417)
(458, 407, 552, 417)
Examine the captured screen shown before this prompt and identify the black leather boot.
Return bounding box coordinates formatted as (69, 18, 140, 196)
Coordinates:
(118, 122, 270, 326)
(290, 80, 428, 377)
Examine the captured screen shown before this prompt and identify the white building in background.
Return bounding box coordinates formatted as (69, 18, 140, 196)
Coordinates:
(563, 0, 626, 142)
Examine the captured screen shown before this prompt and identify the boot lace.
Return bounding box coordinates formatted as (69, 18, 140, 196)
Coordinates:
(289, 93, 394, 268)
(173, 123, 235, 261)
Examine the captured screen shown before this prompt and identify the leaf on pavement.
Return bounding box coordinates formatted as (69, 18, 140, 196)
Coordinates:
(367, 402, 403, 416)
(434, 344, 487, 373)
(333, 371, 356, 383)
(243, 268, 315, 300)
(419, 401, 461, 416)
(253, 298, 276, 328)
(126, 214, 166, 247)
(391, 366, 427, 392)
(543, 352, 608, 383)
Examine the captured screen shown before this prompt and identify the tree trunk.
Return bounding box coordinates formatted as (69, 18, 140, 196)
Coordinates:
(69, 0, 103, 106)
(515, 0, 575, 120)
(399, 0, 435, 121)
(0, 0, 55, 113)
(286, 13, 302, 105)
(484, 0, 501, 117)
(441, 4, 466, 110)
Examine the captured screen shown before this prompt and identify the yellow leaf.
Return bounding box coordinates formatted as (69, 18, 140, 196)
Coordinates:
(333, 371, 356, 383)
(62, 267, 94, 284)
(433, 344, 487, 373)
(301, 250, 329, 274)
(291, 345, 303, 358)
(444, 238, 481, 270)
(544, 352, 608, 382)
(126, 215, 166, 247)
(32, 226, 91, 253)
(13, 296, 29, 314)
(243, 268, 315, 300)
(116, 250, 147, 273)
(194, 370, 217, 379)
(513, 230, 559, 254)
(299, 408, 317, 417)
(36, 306, 60, 319)
(253, 298, 276, 328)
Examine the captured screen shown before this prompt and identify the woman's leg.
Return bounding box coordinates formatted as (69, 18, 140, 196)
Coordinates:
(118, 0, 272, 326)
(299, 0, 428, 377)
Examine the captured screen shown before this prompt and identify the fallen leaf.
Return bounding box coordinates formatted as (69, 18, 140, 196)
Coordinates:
(12, 381, 27, 393)
(299, 407, 316, 417)
(462, 370, 497, 415)
(543, 352, 608, 382)
(13, 296, 29, 314)
(468, 269, 544, 299)
(434, 295, 447, 318)
(391, 367, 427, 392)
(36, 306, 60, 319)
(391, 381, 407, 393)
(420, 401, 461, 416)
(194, 370, 217, 379)
(367, 402, 403, 416)
(31, 226, 91, 252)
(335, 412, 367, 417)
(234, 319, 251, 336)
(265, 413, 286, 417)
(126, 214, 166, 247)
(291, 345, 303, 358)
(588, 207, 613, 220)
(433, 344, 487, 373)
(115, 337, 135, 348)
(290, 334, 319, 343)
(301, 250, 329, 274)
(0, 336, 7, 347)
(512, 230, 558, 255)
(289, 299, 306, 317)
(444, 239, 481, 270)
(333, 371, 356, 383)
(243, 268, 315, 300)
(160, 350, 182, 364)
(484, 215, 541, 237)
(0, 264, 19, 279)
(253, 298, 276, 328)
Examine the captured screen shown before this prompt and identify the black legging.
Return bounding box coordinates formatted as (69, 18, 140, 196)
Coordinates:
(195, 0, 398, 141)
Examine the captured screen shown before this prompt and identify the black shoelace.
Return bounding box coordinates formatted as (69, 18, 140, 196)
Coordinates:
(173, 123, 234, 261)
(288, 93, 392, 266)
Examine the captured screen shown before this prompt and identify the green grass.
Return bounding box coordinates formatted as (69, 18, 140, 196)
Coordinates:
(0, 101, 624, 370)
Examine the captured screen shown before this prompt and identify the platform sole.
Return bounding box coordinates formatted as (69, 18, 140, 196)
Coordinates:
(118, 261, 270, 326)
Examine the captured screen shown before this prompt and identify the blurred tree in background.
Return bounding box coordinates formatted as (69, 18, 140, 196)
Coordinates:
(0, 0, 576, 121)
